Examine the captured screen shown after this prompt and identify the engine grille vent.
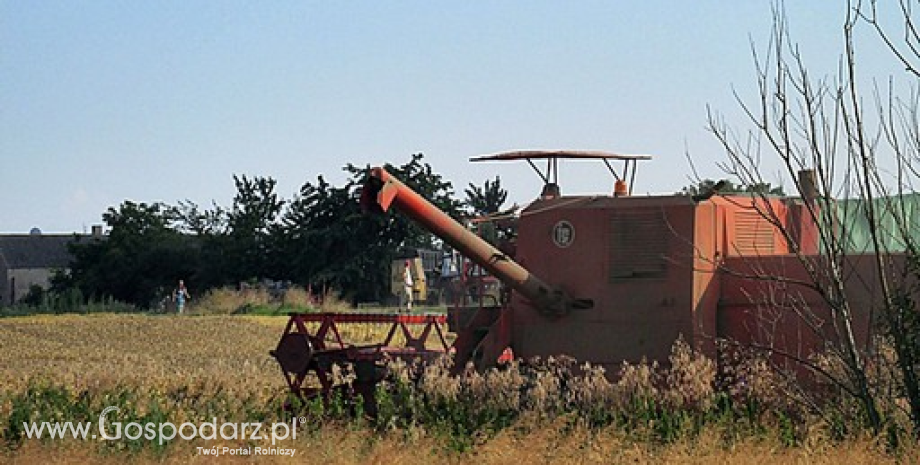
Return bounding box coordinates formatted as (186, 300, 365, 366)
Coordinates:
(608, 210, 668, 280)
(732, 210, 776, 256)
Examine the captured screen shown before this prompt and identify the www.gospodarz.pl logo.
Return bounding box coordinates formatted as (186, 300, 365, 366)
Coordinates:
(23, 406, 301, 447)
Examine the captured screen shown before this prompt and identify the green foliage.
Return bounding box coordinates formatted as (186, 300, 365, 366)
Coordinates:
(53, 153, 460, 307)
(279, 153, 462, 303)
(465, 176, 508, 216)
(2, 381, 280, 454)
(19, 285, 46, 307)
(168, 199, 226, 236)
(464, 176, 515, 247)
(679, 179, 786, 197)
(1, 292, 136, 318)
(223, 175, 286, 283)
(55, 201, 199, 308)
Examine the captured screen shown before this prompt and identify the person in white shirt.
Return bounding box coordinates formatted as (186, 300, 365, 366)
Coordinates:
(403, 260, 414, 312)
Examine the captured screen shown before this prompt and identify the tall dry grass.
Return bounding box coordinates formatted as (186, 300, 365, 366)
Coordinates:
(190, 286, 355, 315)
(2, 314, 919, 463)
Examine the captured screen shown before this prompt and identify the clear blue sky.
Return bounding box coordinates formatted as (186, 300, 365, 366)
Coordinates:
(0, 1, 905, 233)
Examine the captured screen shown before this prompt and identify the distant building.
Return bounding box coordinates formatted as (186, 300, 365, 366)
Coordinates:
(0, 226, 103, 305)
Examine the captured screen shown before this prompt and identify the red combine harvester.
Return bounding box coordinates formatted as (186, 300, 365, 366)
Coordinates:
(272, 150, 886, 403)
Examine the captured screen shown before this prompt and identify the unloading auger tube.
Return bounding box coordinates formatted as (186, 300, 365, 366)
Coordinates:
(361, 166, 592, 317)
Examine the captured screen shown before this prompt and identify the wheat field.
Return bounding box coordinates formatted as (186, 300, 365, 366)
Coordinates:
(0, 314, 285, 396)
(1, 313, 916, 464)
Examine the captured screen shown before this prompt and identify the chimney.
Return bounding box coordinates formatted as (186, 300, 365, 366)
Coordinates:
(798, 169, 818, 202)
(91, 225, 103, 238)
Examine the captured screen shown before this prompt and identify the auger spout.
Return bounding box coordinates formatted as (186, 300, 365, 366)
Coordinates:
(362, 166, 591, 316)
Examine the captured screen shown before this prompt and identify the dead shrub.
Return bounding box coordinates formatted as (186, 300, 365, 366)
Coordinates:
(662, 337, 716, 410)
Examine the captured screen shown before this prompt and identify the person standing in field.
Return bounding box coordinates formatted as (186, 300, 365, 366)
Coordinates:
(175, 280, 190, 314)
(403, 260, 413, 312)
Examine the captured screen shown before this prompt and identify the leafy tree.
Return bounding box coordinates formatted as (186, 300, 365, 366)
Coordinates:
(679, 179, 785, 197)
(224, 175, 285, 283)
(281, 153, 462, 303)
(280, 175, 354, 293)
(464, 176, 516, 246)
(363, 153, 464, 250)
(20, 284, 46, 307)
(168, 199, 227, 236)
(57, 155, 463, 306)
(465, 176, 508, 215)
(59, 201, 198, 307)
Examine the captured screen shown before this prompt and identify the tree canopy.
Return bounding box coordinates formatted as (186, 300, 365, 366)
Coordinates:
(465, 176, 508, 216)
(679, 179, 786, 197)
(56, 154, 469, 307)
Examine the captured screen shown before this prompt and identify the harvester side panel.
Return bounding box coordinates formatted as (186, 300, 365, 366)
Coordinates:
(510, 196, 700, 374)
